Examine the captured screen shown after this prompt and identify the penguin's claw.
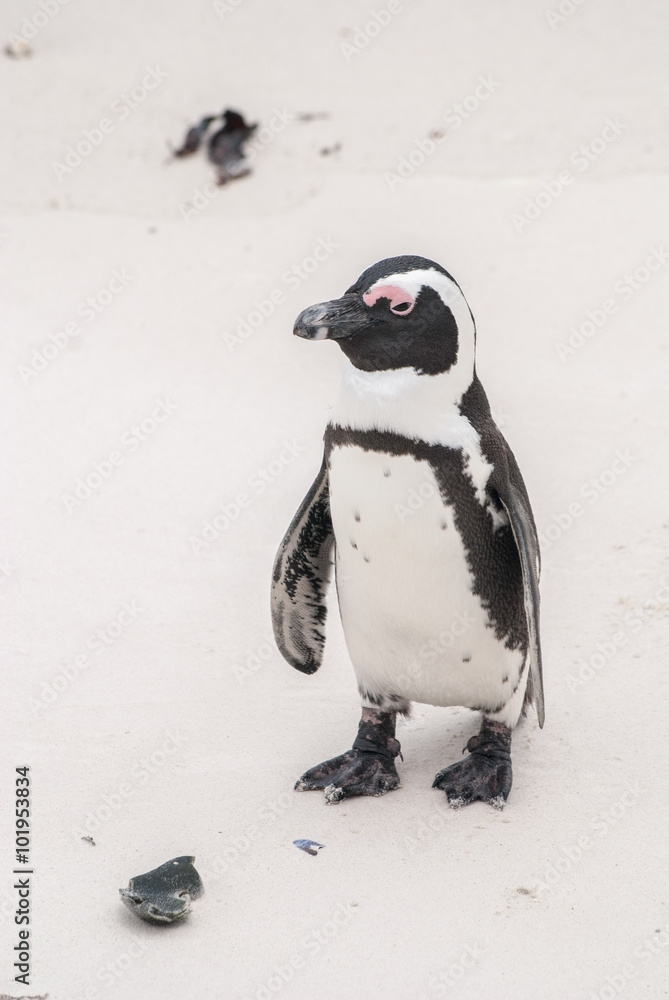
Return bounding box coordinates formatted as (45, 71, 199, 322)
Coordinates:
(295, 750, 400, 804)
(432, 754, 512, 809)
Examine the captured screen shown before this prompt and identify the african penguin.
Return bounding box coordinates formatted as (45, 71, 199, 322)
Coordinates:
(271, 255, 544, 809)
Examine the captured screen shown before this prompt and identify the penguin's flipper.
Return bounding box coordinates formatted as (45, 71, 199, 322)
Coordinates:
(271, 456, 334, 674)
(497, 479, 545, 728)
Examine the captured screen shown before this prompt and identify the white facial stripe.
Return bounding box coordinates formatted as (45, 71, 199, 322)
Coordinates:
(330, 365, 494, 507)
(330, 267, 489, 505)
(364, 267, 476, 405)
(366, 267, 475, 342)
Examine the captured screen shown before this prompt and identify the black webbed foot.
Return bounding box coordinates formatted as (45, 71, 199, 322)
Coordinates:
(295, 748, 400, 804)
(295, 709, 401, 804)
(432, 719, 512, 810)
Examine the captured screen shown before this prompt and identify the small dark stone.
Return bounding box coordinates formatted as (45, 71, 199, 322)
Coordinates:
(119, 856, 203, 924)
(296, 111, 330, 122)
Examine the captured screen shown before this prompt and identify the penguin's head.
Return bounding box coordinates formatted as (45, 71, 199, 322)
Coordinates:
(293, 255, 476, 377)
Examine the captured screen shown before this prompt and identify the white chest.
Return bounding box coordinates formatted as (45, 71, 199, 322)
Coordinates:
(329, 364, 496, 507)
(328, 444, 523, 711)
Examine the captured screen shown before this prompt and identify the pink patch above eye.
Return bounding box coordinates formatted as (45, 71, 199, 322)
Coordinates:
(362, 284, 416, 315)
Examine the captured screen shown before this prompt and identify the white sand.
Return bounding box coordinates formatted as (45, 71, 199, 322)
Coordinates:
(2, 2, 669, 997)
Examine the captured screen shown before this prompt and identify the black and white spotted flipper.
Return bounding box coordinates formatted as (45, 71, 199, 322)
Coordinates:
(271, 457, 334, 674)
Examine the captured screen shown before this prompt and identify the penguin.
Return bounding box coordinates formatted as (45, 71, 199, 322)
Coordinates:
(271, 256, 544, 809)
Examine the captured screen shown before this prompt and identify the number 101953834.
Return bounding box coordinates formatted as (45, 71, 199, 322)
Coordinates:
(15, 768, 30, 866)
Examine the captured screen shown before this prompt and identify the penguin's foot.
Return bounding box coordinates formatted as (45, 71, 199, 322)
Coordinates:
(432, 719, 512, 810)
(295, 750, 401, 804)
(294, 708, 401, 804)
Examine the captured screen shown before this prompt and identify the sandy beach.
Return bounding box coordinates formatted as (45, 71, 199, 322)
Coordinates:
(2, 2, 669, 997)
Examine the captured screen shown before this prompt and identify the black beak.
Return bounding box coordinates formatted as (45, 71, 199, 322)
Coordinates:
(293, 293, 369, 341)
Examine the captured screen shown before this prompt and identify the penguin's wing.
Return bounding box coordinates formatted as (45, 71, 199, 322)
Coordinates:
(495, 468, 545, 729)
(459, 377, 544, 726)
(271, 456, 334, 674)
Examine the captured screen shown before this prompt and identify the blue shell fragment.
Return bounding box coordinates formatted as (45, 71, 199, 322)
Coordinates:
(293, 839, 325, 856)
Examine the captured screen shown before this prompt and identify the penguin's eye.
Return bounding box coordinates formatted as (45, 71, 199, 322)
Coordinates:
(362, 284, 416, 316)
